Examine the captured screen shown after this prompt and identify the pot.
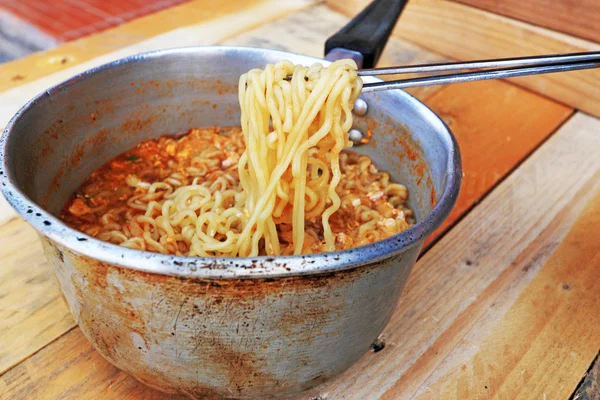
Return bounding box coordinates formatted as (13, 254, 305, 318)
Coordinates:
(0, 2, 461, 399)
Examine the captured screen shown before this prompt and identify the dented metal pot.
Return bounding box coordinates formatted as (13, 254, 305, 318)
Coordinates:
(0, 46, 460, 399)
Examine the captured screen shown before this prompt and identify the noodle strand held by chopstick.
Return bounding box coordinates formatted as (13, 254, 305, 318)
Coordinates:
(236, 59, 362, 256)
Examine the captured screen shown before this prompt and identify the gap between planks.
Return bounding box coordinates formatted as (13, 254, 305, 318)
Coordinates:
(571, 350, 600, 400)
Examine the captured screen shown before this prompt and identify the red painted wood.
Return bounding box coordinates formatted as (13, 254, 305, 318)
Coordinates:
(0, 0, 192, 41)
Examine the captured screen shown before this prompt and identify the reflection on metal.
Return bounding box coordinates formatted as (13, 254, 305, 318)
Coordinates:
(353, 97, 368, 116)
(349, 128, 365, 144)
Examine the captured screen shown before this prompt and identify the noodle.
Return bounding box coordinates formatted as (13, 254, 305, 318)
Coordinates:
(60, 60, 414, 257)
(237, 59, 362, 255)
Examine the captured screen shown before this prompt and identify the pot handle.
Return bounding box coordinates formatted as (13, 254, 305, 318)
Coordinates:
(324, 0, 408, 69)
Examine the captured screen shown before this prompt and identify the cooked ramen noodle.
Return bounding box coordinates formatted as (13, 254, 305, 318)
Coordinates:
(60, 60, 415, 256)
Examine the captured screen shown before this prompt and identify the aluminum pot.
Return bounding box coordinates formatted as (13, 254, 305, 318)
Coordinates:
(0, 46, 460, 398)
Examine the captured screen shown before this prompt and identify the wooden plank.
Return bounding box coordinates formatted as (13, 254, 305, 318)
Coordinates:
(411, 188, 600, 399)
(305, 112, 600, 399)
(422, 80, 572, 246)
(326, 0, 600, 118)
(3, 106, 598, 397)
(1, 0, 190, 41)
(452, 0, 600, 44)
(0, 218, 75, 374)
(0, 327, 181, 400)
(0, 0, 315, 92)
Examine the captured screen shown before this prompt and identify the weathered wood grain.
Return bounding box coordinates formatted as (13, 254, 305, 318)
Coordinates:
(453, 0, 600, 44)
(327, 0, 600, 118)
(412, 187, 600, 399)
(422, 80, 572, 246)
(0, 327, 182, 400)
(304, 113, 600, 399)
(0, 0, 316, 92)
(0, 219, 75, 375)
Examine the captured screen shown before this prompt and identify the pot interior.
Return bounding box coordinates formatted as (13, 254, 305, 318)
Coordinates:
(4, 47, 455, 230)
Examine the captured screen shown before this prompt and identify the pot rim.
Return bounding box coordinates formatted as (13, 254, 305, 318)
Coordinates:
(0, 46, 461, 279)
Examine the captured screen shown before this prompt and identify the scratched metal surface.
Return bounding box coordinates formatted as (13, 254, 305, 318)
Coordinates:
(43, 237, 417, 398)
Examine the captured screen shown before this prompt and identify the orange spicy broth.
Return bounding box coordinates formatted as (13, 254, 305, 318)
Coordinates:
(60, 127, 415, 256)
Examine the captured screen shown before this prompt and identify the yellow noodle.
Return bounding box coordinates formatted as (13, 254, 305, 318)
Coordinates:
(236, 59, 362, 255)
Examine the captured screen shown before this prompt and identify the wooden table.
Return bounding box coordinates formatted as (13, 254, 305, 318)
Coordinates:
(1, 1, 600, 398)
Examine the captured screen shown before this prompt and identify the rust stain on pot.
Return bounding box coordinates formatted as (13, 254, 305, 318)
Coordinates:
(393, 129, 420, 163)
(48, 241, 397, 398)
(120, 114, 160, 136)
(37, 118, 67, 159)
(27, 74, 422, 398)
(361, 115, 435, 217)
(43, 127, 111, 206)
(38, 76, 242, 207)
(84, 128, 109, 151)
(93, 98, 115, 115)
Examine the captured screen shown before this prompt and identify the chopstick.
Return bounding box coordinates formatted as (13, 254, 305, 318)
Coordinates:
(359, 52, 600, 92)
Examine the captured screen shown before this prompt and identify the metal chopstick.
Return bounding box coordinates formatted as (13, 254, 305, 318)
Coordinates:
(358, 51, 600, 76)
(361, 60, 600, 93)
